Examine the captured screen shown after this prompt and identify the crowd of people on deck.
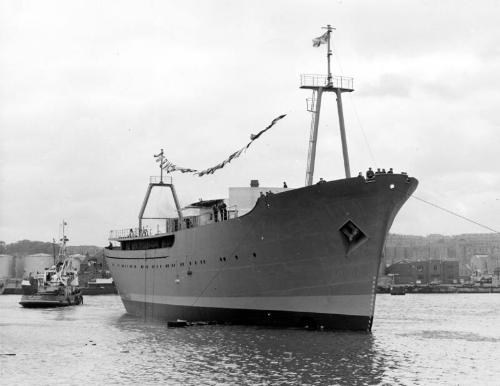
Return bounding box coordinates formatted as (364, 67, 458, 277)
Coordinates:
(361, 167, 394, 180)
(128, 227, 151, 238)
(212, 202, 228, 222)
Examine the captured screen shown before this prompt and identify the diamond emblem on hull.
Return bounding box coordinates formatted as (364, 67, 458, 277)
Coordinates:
(339, 220, 367, 254)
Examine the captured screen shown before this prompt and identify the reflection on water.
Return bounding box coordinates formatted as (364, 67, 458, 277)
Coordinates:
(112, 315, 383, 385)
(1, 294, 500, 385)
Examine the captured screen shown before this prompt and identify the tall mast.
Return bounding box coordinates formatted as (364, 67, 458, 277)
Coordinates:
(326, 24, 333, 86)
(301, 26, 353, 185)
(154, 148, 165, 184)
(58, 220, 68, 264)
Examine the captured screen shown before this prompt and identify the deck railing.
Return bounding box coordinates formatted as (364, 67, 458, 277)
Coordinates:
(109, 207, 239, 240)
(300, 74, 354, 90)
(149, 175, 173, 184)
(109, 227, 154, 240)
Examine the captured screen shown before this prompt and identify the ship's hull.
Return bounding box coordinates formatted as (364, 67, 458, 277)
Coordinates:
(105, 174, 418, 331)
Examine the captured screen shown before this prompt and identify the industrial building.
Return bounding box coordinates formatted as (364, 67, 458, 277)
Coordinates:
(386, 259, 460, 285)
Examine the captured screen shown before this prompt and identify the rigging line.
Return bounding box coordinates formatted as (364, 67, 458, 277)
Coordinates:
(398, 187, 500, 234)
(330, 39, 377, 165)
(347, 94, 378, 165)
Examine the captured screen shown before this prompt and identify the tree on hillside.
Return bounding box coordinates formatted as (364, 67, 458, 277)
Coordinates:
(6, 240, 59, 257)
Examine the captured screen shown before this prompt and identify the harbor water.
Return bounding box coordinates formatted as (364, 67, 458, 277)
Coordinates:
(1, 294, 499, 385)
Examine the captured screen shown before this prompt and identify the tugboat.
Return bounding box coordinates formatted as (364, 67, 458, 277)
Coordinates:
(19, 221, 83, 308)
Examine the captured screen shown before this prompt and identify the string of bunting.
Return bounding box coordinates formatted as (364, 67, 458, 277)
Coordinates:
(156, 114, 286, 177)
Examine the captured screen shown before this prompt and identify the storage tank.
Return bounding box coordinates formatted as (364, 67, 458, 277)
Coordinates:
(22, 253, 54, 277)
(0, 255, 15, 279)
(14, 256, 24, 278)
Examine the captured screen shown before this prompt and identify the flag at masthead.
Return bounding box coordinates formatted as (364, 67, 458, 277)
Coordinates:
(312, 25, 335, 86)
(312, 32, 328, 47)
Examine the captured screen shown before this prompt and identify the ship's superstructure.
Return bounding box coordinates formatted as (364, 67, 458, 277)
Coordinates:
(104, 27, 418, 330)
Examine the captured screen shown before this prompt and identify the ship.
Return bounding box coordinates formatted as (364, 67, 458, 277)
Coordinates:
(19, 221, 83, 308)
(104, 26, 418, 331)
(80, 278, 117, 295)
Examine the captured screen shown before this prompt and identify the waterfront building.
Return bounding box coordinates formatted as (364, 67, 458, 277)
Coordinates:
(386, 260, 459, 285)
(384, 233, 500, 278)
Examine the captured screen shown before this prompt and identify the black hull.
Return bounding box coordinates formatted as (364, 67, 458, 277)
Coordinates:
(123, 299, 372, 331)
(19, 301, 71, 308)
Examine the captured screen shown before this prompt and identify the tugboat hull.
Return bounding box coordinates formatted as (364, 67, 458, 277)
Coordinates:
(19, 292, 83, 308)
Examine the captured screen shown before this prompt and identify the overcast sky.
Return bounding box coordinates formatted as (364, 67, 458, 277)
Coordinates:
(1, 0, 499, 246)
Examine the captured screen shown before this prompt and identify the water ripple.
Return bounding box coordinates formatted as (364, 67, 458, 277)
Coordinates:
(1, 293, 500, 385)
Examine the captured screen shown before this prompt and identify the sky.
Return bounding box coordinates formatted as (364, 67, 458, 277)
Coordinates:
(1, 0, 499, 246)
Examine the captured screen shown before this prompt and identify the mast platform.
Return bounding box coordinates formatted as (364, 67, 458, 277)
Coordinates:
(300, 74, 354, 92)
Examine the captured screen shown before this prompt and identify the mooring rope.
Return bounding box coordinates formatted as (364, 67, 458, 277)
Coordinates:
(396, 185, 500, 234)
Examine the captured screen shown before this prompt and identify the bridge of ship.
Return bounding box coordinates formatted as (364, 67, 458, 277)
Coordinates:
(108, 176, 243, 241)
(109, 203, 239, 241)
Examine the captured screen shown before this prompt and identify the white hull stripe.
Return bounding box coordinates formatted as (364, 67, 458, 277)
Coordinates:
(124, 293, 374, 317)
